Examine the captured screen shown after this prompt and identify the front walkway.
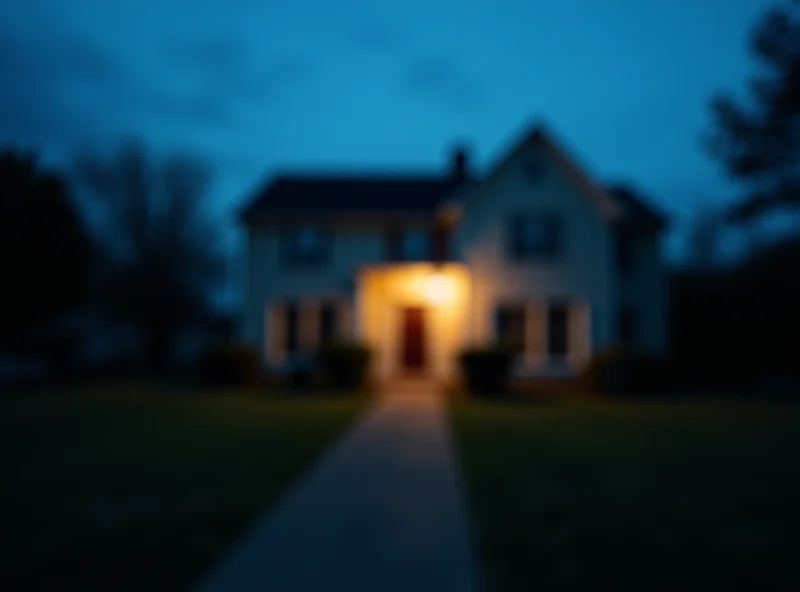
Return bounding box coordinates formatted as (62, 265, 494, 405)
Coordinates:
(197, 391, 481, 592)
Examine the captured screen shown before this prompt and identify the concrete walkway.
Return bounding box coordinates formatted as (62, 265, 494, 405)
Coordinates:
(197, 391, 481, 592)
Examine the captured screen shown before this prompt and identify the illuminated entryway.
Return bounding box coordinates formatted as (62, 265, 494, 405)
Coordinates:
(356, 263, 471, 387)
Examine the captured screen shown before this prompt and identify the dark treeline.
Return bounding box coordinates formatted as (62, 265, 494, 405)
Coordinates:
(675, 0, 800, 394)
(0, 141, 233, 386)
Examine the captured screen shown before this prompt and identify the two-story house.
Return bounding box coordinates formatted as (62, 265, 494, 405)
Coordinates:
(240, 122, 668, 388)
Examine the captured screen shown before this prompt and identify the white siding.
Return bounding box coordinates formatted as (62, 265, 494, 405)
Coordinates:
(456, 142, 617, 373)
(243, 223, 388, 364)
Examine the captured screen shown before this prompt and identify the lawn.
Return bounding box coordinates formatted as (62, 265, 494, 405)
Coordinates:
(451, 396, 800, 592)
(0, 384, 366, 591)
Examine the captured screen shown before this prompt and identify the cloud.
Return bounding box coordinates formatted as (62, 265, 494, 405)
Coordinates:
(0, 24, 312, 156)
(402, 55, 482, 111)
(0, 26, 115, 149)
(161, 35, 313, 102)
(349, 21, 407, 52)
(162, 36, 243, 77)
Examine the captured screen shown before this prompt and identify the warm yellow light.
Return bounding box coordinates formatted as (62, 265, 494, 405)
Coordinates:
(422, 272, 455, 305)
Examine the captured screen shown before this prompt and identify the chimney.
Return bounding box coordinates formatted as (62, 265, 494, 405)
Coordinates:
(450, 145, 469, 183)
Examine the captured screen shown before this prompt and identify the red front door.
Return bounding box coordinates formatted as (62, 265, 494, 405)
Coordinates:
(401, 307, 426, 371)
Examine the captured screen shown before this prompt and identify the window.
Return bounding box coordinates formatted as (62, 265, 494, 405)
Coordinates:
(495, 304, 526, 353)
(508, 213, 563, 261)
(403, 229, 429, 260)
(283, 226, 329, 267)
(615, 227, 635, 275)
(618, 306, 636, 344)
(384, 226, 430, 261)
(284, 302, 299, 354)
(547, 302, 569, 357)
(319, 302, 339, 345)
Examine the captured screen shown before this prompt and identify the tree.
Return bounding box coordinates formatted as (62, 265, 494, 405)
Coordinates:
(0, 149, 94, 363)
(705, 0, 800, 225)
(77, 141, 226, 372)
(686, 202, 724, 269)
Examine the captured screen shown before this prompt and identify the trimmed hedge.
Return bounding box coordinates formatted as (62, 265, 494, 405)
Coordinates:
(581, 345, 672, 396)
(316, 343, 372, 391)
(197, 342, 261, 387)
(459, 346, 515, 397)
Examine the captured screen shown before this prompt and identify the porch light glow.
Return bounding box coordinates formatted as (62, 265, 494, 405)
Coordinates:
(422, 271, 455, 305)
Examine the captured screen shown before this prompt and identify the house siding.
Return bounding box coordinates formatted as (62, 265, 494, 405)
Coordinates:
(455, 143, 617, 373)
(242, 221, 432, 364)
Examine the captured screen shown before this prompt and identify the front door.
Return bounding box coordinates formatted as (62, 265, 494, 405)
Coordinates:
(401, 306, 426, 371)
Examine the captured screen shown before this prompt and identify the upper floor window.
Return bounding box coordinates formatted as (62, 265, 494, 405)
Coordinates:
(283, 225, 330, 267)
(403, 229, 429, 260)
(507, 212, 563, 261)
(385, 225, 431, 262)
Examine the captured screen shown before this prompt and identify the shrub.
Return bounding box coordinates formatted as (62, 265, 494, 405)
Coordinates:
(286, 353, 319, 392)
(581, 345, 672, 396)
(197, 342, 261, 387)
(459, 346, 515, 397)
(316, 343, 372, 391)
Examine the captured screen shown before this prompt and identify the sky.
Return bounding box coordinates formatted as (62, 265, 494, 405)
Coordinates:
(0, 0, 779, 265)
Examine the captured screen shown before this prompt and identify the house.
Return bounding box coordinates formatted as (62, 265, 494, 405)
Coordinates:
(239, 122, 669, 388)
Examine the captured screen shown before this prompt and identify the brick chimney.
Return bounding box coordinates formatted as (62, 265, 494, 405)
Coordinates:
(451, 145, 469, 183)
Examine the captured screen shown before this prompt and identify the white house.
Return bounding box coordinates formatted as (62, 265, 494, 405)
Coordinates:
(239, 122, 669, 388)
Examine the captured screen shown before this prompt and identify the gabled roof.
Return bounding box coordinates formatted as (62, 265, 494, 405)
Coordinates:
(239, 122, 669, 231)
(605, 184, 669, 230)
(240, 174, 466, 224)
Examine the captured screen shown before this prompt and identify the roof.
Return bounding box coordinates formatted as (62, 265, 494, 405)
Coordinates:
(605, 184, 669, 230)
(240, 174, 466, 223)
(240, 125, 669, 232)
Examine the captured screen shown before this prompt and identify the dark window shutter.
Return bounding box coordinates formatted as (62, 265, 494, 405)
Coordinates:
(285, 302, 299, 354)
(495, 305, 526, 353)
(547, 302, 569, 357)
(320, 302, 338, 345)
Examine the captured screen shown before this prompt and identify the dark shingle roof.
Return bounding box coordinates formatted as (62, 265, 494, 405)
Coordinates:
(606, 184, 669, 230)
(240, 174, 465, 223)
(240, 172, 668, 232)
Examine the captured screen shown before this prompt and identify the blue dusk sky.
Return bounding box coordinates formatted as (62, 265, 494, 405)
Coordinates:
(0, 0, 777, 263)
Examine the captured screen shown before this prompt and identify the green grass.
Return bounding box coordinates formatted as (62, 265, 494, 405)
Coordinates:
(451, 396, 800, 591)
(0, 384, 366, 591)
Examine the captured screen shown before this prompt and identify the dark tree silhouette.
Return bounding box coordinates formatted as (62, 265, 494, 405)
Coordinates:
(686, 202, 724, 270)
(705, 0, 800, 225)
(77, 141, 226, 372)
(0, 149, 94, 366)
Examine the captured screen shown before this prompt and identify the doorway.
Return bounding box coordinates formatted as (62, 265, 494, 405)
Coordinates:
(400, 306, 427, 372)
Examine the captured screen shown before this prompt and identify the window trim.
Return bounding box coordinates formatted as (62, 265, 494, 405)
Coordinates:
(506, 211, 564, 263)
(384, 225, 432, 262)
(493, 299, 589, 368)
(281, 225, 332, 269)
